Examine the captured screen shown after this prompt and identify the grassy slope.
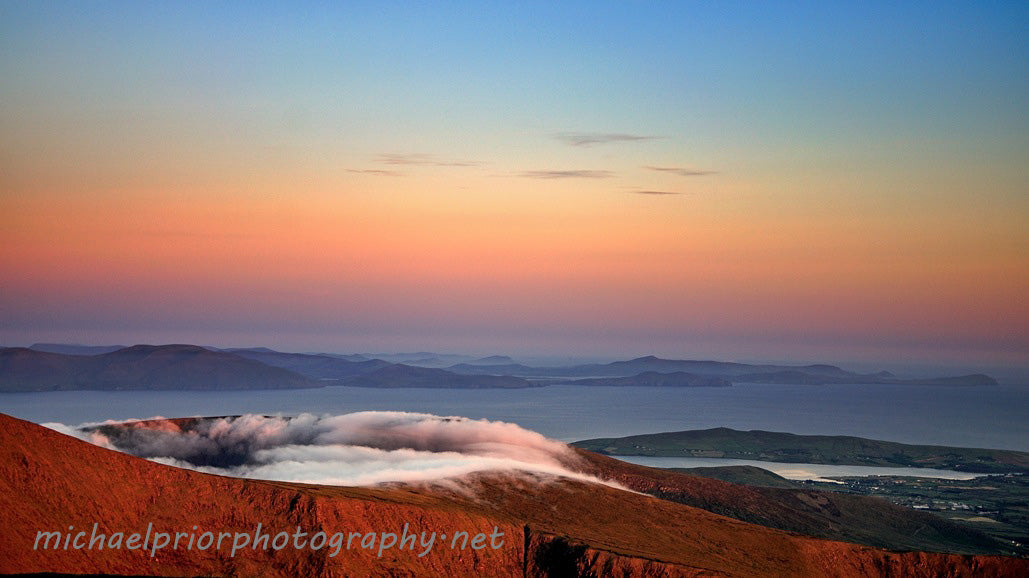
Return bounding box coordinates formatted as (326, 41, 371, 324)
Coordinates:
(9, 414, 1027, 576)
(574, 428, 1029, 473)
(574, 449, 1016, 557)
(670, 465, 803, 488)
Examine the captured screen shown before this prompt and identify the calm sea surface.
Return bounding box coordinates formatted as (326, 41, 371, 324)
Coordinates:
(2, 383, 1026, 451)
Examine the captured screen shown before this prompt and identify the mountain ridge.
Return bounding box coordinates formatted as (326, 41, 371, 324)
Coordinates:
(2, 414, 1025, 576)
(1, 344, 1000, 391)
(447, 354, 998, 386)
(0, 345, 317, 392)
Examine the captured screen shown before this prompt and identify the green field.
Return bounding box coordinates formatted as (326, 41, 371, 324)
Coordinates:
(574, 428, 1029, 474)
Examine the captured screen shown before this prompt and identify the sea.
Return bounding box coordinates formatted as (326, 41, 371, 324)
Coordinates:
(3, 383, 1026, 480)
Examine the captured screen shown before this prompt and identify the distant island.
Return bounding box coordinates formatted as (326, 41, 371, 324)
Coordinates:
(445, 355, 998, 387)
(0, 345, 533, 392)
(0, 344, 998, 392)
(561, 371, 732, 388)
(573, 428, 1029, 474)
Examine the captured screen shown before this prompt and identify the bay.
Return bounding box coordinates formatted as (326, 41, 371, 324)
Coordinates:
(2, 383, 1026, 452)
(613, 456, 987, 481)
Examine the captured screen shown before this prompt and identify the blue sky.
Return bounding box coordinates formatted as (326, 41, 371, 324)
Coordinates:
(2, 1, 1027, 368)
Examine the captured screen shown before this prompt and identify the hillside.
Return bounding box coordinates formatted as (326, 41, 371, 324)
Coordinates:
(0, 346, 532, 392)
(226, 348, 392, 379)
(29, 343, 126, 355)
(669, 465, 803, 488)
(565, 371, 732, 387)
(4, 345, 997, 390)
(446, 356, 857, 379)
(2, 414, 1025, 576)
(460, 355, 517, 365)
(84, 415, 1015, 556)
(0, 345, 317, 391)
(574, 428, 1029, 473)
(573, 450, 1015, 556)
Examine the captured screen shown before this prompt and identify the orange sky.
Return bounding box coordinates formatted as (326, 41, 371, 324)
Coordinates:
(2, 3, 1027, 369)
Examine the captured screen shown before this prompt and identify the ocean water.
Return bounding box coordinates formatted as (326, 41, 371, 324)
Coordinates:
(2, 383, 1027, 452)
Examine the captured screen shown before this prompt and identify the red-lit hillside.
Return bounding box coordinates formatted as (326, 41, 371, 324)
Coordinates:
(1, 414, 1025, 577)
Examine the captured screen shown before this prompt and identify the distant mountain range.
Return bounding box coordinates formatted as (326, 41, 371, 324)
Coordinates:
(0, 344, 998, 392)
(224, 347, 393, 379)
(27, 342, 127, 356)
(0, 345, 535, 392)
(340, 363, 531, 389)
(564, 371, 732, 388)
(0, 345, 316, 391)
(447, 354, 997, 386)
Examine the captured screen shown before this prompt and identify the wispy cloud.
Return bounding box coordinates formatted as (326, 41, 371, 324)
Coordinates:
(377, 153, 480, 167)
(555, 132, 659, 147)
(347, 169, 403, 176)
(519, 170, 615, 179)
(629, 190, 681, 196)
(644, 166, 717, 176)
(61, 412, 624, 489)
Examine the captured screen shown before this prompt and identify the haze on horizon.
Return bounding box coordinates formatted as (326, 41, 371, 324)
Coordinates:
(2, 2, 1026, 371)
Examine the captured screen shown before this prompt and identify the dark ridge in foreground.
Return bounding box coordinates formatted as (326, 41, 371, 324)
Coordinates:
(3, 414, 1026, 576)
(574, 427, 1029, 473)
(73, 416, 1024, 557)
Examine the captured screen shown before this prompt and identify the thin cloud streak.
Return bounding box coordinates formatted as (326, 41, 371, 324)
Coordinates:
(555, 132, 659, 147)
(630, 190, 682, 196)
(644, 166, 717, 176)
(519, 170, 614, 179)
(377, 153, 481, 167)
(347, 169, 403, 176)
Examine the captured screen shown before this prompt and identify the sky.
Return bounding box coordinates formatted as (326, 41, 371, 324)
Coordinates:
(2, 1, 1027, 370)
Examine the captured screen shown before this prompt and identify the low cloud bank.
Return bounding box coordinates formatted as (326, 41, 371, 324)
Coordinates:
(47, 412, 615, 488)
